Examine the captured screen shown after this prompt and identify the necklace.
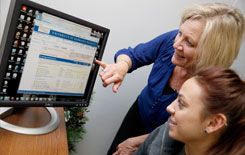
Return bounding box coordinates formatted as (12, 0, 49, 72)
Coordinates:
(169, 72, 192, 92)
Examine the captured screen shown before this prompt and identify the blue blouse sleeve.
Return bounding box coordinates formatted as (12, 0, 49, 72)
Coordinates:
(114, 29, 178, 73)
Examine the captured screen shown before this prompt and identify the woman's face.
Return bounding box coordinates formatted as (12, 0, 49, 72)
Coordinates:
(172, 19, 205, 69)
(166, 77, 208, 143)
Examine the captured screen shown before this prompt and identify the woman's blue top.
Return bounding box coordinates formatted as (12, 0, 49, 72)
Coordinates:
(114, 30, 179, 131)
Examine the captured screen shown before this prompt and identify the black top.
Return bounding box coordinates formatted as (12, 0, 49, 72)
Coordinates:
(162, 83, 176, 95)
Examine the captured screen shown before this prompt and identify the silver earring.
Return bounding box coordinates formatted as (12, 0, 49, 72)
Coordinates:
(205, 129, 209, 134)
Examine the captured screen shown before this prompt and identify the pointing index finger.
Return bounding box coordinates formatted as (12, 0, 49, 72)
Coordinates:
(96, 60, 107, 69)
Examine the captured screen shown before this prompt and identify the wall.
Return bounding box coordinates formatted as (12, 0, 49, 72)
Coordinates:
(0, 0, 11, 40)
(0, 0, 244, 155)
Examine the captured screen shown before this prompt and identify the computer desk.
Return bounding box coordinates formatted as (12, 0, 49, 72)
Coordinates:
(0, 107, 69, 155)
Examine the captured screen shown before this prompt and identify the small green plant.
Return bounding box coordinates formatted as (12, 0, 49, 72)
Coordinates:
(64, 92, 94, 153)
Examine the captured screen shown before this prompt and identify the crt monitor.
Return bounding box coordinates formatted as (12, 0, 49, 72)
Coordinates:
(0, 0, 110, 107)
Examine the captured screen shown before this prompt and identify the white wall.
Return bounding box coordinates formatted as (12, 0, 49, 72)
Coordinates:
(0, 0, 11, 40)
(0, 0, 244, 155)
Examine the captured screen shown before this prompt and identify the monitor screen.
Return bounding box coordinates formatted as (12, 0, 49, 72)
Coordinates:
(0, 0, 109, 107)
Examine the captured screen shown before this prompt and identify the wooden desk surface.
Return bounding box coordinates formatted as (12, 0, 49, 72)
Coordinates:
(0, 107, 69, 155)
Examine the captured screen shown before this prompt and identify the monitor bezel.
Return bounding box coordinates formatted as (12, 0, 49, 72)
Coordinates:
(0, 0, 109, 107)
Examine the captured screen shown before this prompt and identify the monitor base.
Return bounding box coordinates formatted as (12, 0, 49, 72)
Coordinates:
(0, 107, 60, 135)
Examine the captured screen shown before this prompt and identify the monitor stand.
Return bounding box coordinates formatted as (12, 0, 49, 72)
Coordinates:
(0, 107, 60, 135)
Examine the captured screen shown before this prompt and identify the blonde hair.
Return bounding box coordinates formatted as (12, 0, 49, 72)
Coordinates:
(181, 3, 245, 70)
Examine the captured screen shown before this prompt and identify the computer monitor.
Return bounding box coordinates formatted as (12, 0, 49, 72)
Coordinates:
(0, 0, 110, 107)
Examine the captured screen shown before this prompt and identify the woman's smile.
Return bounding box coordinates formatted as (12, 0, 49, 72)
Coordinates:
(169, 118, 177, 127)
(174, 52, 185, 60)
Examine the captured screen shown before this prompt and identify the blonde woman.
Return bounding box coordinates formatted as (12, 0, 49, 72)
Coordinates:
(96, 3, 245, 155)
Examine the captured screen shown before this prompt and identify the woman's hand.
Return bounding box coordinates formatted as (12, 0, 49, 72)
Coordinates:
(112, 137, 139, 155)
(112, 134, 149, 155)
(96, 55, 132, 93)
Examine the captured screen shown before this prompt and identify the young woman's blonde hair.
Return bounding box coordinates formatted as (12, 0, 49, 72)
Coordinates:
(181, 3, 245, 70)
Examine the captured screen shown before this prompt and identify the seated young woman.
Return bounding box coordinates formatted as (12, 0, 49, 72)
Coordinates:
(133, 67, 245, 155)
